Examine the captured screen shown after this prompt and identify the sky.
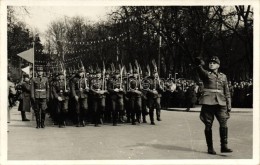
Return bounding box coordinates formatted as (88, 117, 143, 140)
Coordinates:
(16, 6, 116, 42)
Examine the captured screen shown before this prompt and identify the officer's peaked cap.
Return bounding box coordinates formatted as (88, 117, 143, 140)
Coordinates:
(209, 56, 220, 64)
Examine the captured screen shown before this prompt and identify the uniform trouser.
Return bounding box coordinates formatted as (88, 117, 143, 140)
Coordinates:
(129, 97, 142, 123)
(33, 98, 48, 124)
(200, 104, 230, 129)
(104, 96, 112, 122)
(56, 99, 69, 125)
(75, 98, 88, 123)
(111, 97, 124, 124)
(125, 98, 131, 121)
(92, 97, 105, 125)
(148, 97, 161, 122)
(141, 98, 148, 118)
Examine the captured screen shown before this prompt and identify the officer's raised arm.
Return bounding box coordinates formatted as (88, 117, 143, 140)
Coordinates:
(194, 57, 208, 80)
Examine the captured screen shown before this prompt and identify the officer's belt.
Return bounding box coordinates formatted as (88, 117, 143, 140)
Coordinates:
(35, 89, 46, 91)
(203, 89, 223, 93)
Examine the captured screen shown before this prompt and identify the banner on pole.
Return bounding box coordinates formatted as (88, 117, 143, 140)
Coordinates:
(17, 48, 34, 63)
(21, 66, 30, 75)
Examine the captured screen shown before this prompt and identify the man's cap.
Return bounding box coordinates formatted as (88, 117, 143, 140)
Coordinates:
(78, 67, 85, 73)
(209, 56, 220, 64)
(36, 67, 43, 71)
(57, 71, 64, 75)
(114, 69, 120, 75)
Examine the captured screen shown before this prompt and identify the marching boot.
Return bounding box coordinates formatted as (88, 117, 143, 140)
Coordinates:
(136, 112, 141, 123)
(220, 127, 233, 153)
(131, 113, 136, 125)
(41, 113, 46, 128)
(59, 114, 65, 128)
(205, 129, 216, 155)
(112, 111, 118, 126)
(94, 112, 100, 127)
(149, 112, 155, 125)
(142, 116, 147, 123)
(76, 115, 80, 127)
(35, 113, 40, 129)
(21, 111, 30, 121)
(156, 109, 161, 121)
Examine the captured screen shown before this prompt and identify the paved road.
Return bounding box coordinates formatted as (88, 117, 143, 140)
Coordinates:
(8, 105, 253, 160)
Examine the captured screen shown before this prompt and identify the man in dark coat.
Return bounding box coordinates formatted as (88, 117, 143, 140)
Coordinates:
(18, 74, 31, 121)
(195, 56, 233, 155)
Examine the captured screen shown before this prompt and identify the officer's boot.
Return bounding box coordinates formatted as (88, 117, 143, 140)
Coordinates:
(81, 112, 86, 127)
(149, 111, 155, 125)
(41, 113, 45, 128)
(204, 128, 216, 155)
(94, 112, 100, 127)
(76, 115, 80, 127)
(156, 109, 161, 121)
(220, 127, 233, 153)
(112, 111, 118, 126)
(35, 113, 40, 129)
(59, 113, 65, 128)
(131, 112, 136, 125)
(142, 115, 147, 123)
(21, 111, 30, 121)
(63, 113, 67, 127)
(136, 111, 141, 123)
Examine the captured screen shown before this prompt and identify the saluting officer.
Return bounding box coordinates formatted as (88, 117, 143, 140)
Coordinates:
(70, 67, 89, 127)
(195, 56, 233, 155)
(31, 67, 49, 129)
(89, 68, 107, 127)
(52, 70, 69, 128)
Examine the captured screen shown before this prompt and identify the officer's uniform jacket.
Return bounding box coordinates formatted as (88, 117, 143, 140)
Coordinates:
(52, 79, 69, 100)
(89, 77, 106, 99)
(197, 65, 231, 106)
(127, 76, 142, 98)
(31, 76, 49, 99)
(107, 76, 125, 99)
(70, 75, 88, 99)
(146, 76, 163, 98)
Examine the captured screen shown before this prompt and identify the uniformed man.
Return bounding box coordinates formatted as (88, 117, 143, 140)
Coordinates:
(52, 70, 69, 128)
(70, 67, 89, 127)
(195, 56, 233, 154)
(126, 69, 142, 125)
(31, 67, 49, 129)
(107, 69, 125, 126)
(146, 71, 163, 125)
(89, 68, 107, 127)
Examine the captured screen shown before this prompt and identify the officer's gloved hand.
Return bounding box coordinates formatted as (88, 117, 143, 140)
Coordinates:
(194, 57, 205, 66)
(58, 96, 62, 101)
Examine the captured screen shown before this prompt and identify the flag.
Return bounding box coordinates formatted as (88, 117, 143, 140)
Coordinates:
(17, 48, 34, 63)
(21, 66, 30, 75)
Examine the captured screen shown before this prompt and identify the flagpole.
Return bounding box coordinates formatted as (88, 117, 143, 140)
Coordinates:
(33, 39, 35, 78)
